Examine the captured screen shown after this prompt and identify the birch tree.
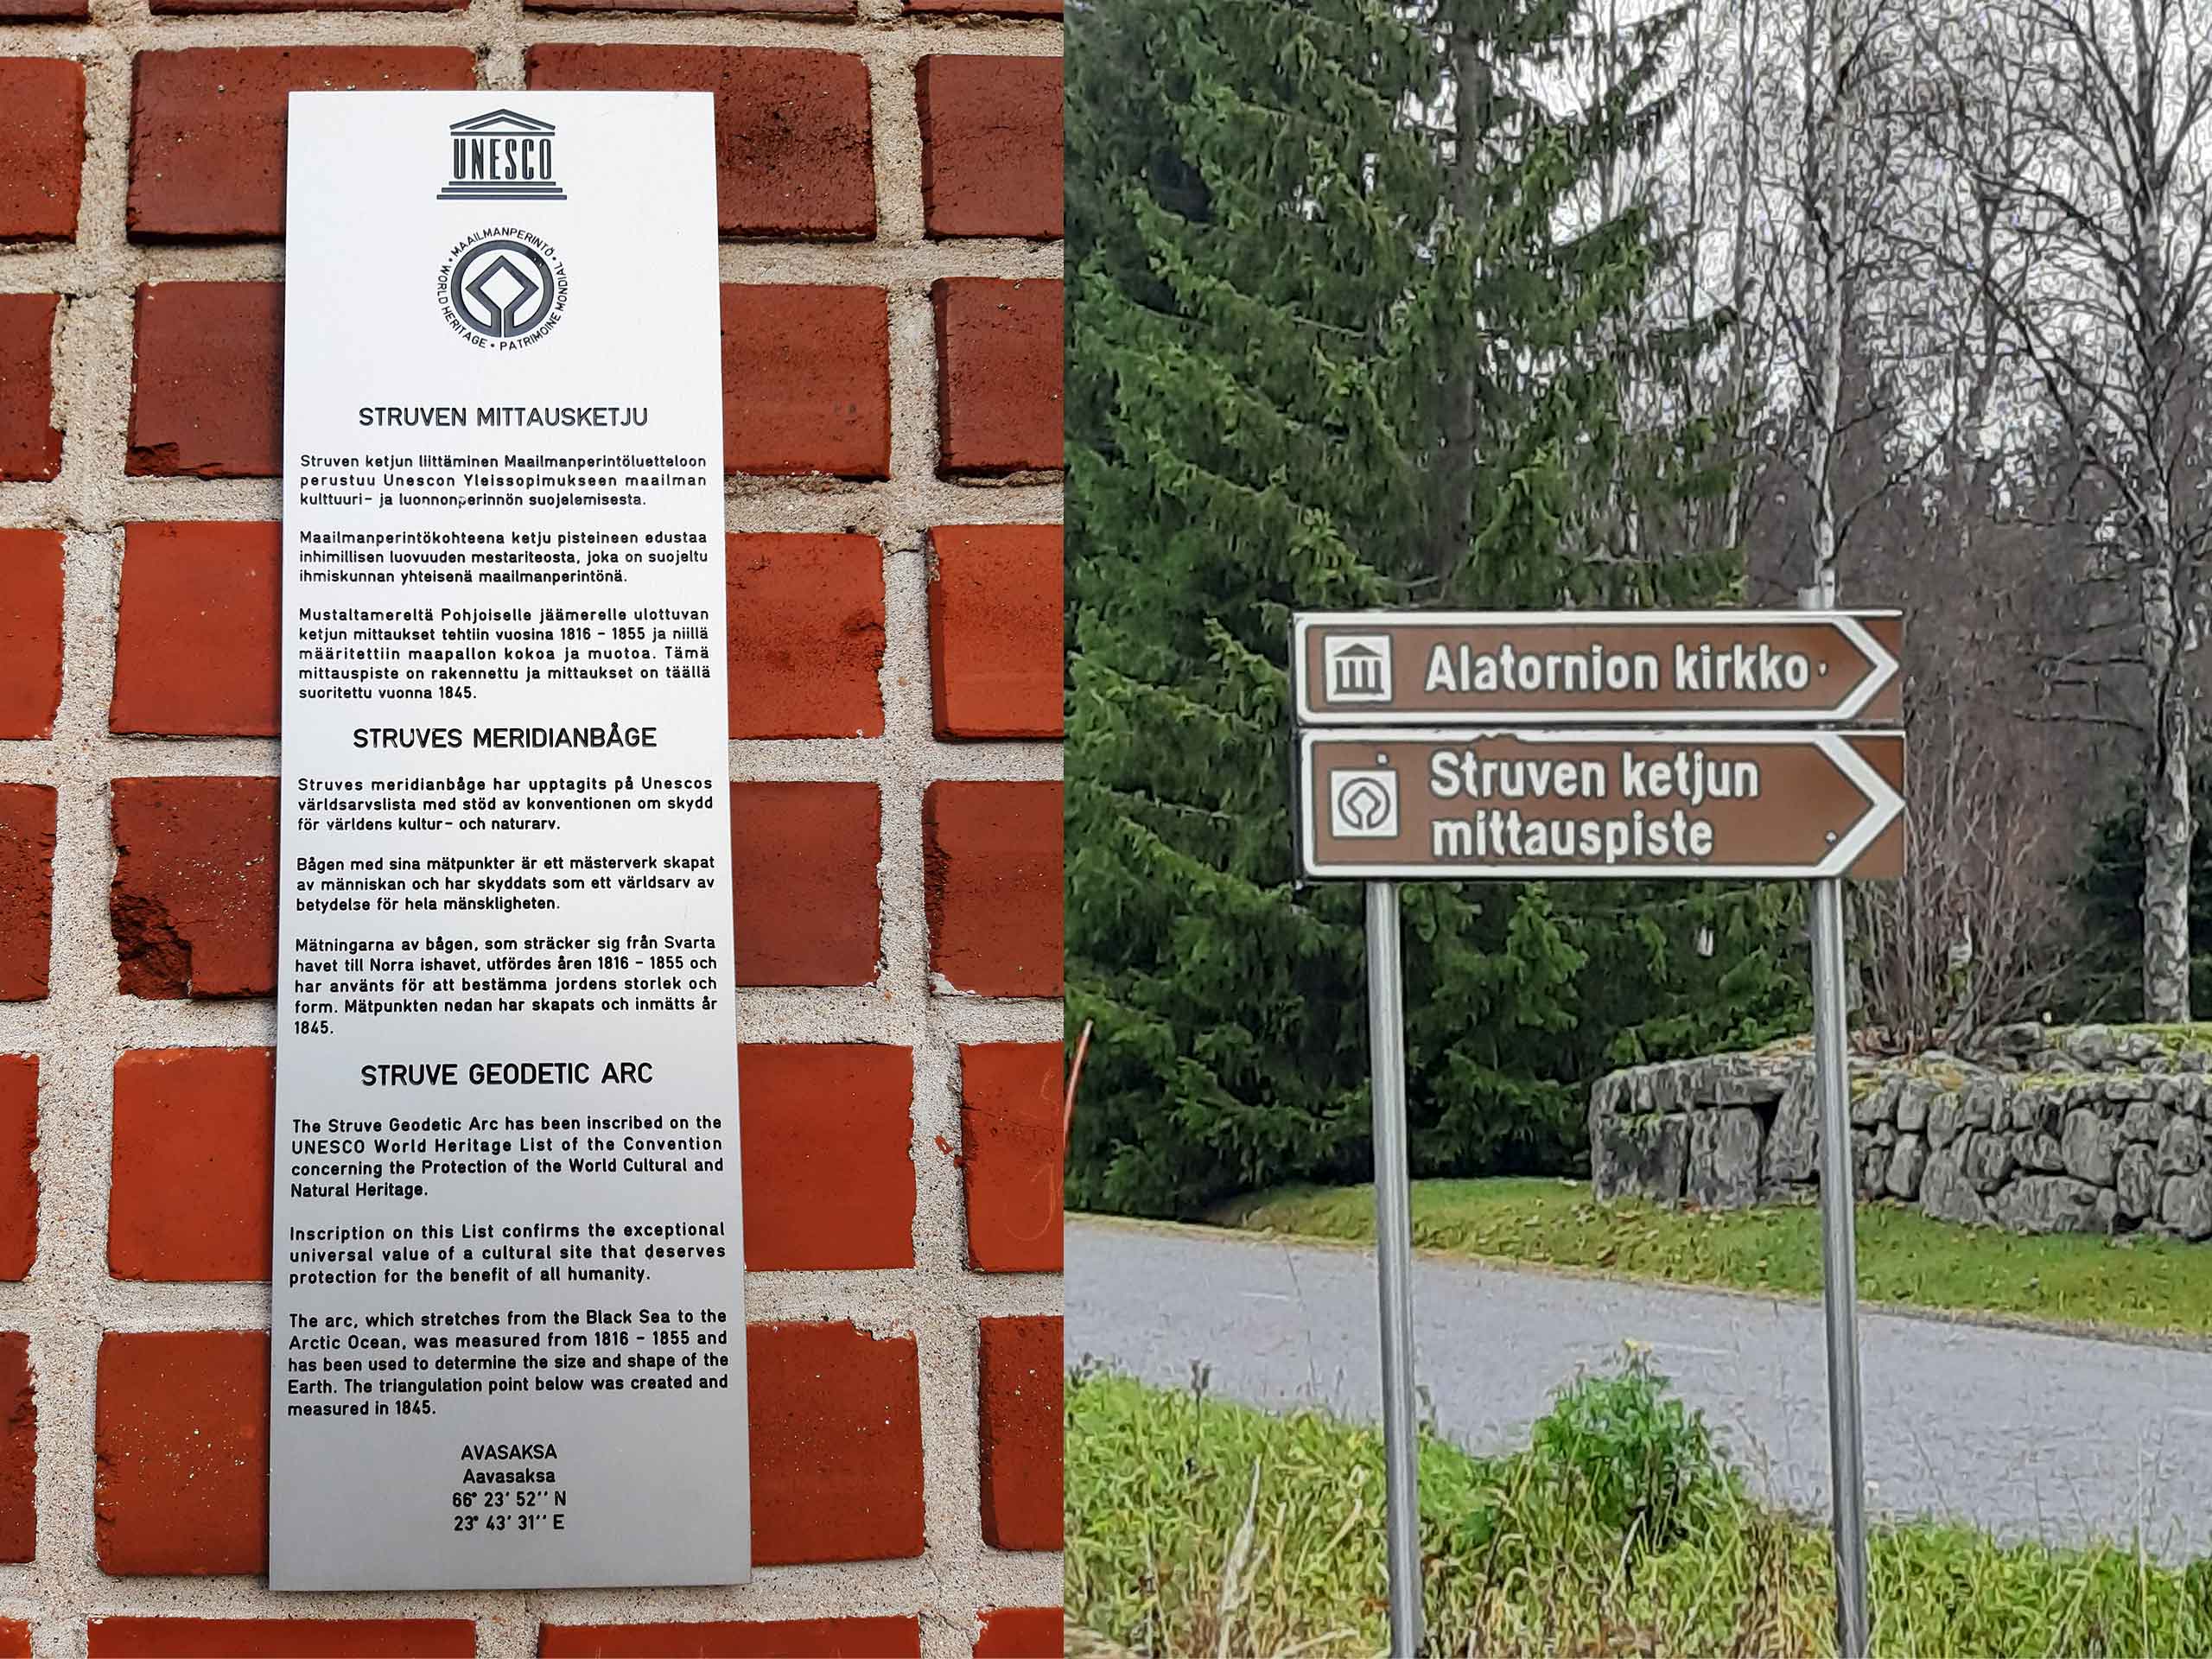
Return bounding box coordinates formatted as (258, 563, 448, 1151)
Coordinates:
(1919, 0, 2212, 1020)
(1779, 0, 1922, 601)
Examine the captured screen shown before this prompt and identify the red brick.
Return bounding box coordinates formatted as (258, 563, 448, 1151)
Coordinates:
(129, 283, 281, 478)
(726, 533, 884, 739)
(539, 1618, 919, 1658)
(129, 51, 475, 238)
(973, 1610, 1061, 1659)
(0, 60, 85, 240)
(740, 1045, 912, 1270)
(976, 1315, 1061, 1550)
(0, 0, 85, 15)
(917, 57, 1062, 240)
(731, 783, 880, 987)
(928, 524, 1063, 739)
(110, 1048, 273, 1282)
(933, 279, 1063, 475)
(94, 1331, 268, 1574)
(923, 782, 1062, 997)
(113, 522, 278, 736)
(0, 1332, 29, 1562)
(908, 0, 1058, 11)
(750, 1321, 923, 1564)
(527, 0, 848, 11)
(154, 0, 462, 12)
(90, 1621, 475, 1658)
(0, 295, 60, 482)
(0, 786, 54, 1001)
(959, 1044, 1061, 1272)
(0, 529, 63, 740)
(111, 777, 276, 1000)
(721, 286, 890, 480)
(0, 1619, 25, 1659)
(527, 48, 873, 238)
(0, 1057, 34, 1281)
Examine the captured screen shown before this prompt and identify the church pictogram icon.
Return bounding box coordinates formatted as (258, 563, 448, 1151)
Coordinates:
(1323, 635, 1393, 702)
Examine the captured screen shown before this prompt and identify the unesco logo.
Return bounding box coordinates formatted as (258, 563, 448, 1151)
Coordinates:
(437, 227, 569, 350)
(438, 109, 566, 202)
(1329, 767, 1400, 839)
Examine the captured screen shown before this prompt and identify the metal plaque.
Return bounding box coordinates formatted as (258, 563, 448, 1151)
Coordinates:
(1297, 728, 1904, 880)
(273, 92, 745, 1589)
(1292, 610, 1903, 725)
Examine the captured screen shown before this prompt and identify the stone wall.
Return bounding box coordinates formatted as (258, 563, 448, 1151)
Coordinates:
(1589, 1025, 2212, 1240)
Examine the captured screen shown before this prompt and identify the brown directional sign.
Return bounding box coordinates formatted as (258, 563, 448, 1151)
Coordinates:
(1297, 728, 1904, 880)
(1293, 611, 1903, 725)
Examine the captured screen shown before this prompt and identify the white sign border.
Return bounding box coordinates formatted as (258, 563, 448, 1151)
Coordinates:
(1291, 610, 1903, 726)
(1295, 725, 1906, 880)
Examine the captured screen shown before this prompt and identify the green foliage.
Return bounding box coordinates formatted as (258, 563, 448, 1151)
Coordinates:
(2070, 775, 2212, 1020)
(1065, 1364, 2212, 1657)
(1522, 1356, 1731, 1548)
(1222, 1176, 2212, 1337)
(1065, 0, 1807, 1217)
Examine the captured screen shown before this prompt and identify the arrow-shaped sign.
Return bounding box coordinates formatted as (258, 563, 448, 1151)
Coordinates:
(1294, 610, 1903, 726)
(1297, 728, 1905, 880)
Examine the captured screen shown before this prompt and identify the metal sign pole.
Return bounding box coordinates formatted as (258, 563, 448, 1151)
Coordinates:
(1802, 587, 1871, 1656)
(1365, 879, 1423, 1658)
(1295, 600, 1905, 1659)
(1811, 873, 1871, 1654)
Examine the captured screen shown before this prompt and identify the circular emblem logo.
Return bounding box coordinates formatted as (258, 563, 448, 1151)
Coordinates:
(438, 229, 568, 348)
(1338, 778, 1392, 830)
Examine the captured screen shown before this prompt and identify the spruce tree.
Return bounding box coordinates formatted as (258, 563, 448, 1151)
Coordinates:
(2071, 783, 2212, 1021)
(1067, 0, 1806, 1217)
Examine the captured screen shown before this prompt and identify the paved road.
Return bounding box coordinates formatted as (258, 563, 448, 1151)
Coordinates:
(1067, 1217, 2212, 1556)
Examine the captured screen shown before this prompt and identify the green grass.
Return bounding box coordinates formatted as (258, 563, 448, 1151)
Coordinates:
(1211, 1178, 2212, 1338)
(1067, 1363, 2212, 1657)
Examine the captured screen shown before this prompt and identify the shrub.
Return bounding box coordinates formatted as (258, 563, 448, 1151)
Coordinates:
(1519, 1351, 1733, 1548)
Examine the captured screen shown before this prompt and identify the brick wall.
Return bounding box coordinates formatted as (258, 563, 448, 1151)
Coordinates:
(0, 0, 1063, 1653)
